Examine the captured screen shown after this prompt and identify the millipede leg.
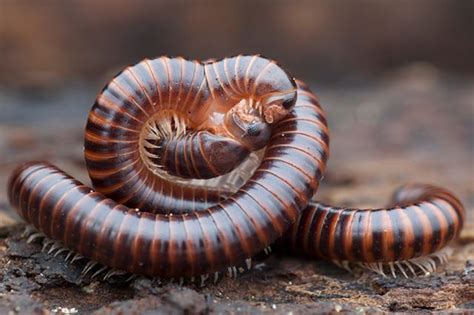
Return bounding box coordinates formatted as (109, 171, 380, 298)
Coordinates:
(200, 274, 209, 287)
(47, 242, 63, 255)
(245, 258, 252, 270)
(103, 269, 127, 281)
(41, 239, 55, 252)
(26, 233, 44, 244)
(22, 225, 36, 238)
(91, 266, 108, 279)
(388, 262, 397, 278)
(71, 253, 84, 263)
(82, 261, 99, 276)
(396, 261, 409, 278)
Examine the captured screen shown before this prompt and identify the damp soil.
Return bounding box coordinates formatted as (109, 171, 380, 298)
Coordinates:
(0, 69, 473, 314)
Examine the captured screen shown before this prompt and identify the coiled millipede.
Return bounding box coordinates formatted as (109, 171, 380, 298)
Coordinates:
(7, 55, 465, 283)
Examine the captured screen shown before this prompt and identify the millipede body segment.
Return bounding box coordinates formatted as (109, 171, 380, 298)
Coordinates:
(7, 55, 465, 280)
(282, 184, 464, 264)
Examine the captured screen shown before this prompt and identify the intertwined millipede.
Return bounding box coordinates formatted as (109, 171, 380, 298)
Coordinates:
(7, 55, 465, 281)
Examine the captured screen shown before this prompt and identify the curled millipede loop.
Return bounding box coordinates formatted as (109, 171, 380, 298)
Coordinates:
(7, 55, 465, 281)
(8, 55, 327, 279)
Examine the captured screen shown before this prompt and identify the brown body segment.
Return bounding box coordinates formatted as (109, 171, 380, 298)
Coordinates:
(145, 131, 250, 179)
(280, 184, 465, 263)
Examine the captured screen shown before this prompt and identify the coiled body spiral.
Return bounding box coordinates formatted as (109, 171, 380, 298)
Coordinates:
(7, 55, 465, 279)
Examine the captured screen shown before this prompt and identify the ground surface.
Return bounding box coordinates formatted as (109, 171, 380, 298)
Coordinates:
(0, 66, 473, 314)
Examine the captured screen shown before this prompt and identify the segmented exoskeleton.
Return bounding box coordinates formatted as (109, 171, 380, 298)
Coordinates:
(281, 183, 465, 276)
(7, 55, 465, 282)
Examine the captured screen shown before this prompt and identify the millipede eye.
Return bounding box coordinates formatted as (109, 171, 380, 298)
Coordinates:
(246, 123, 261, 137)
(282, 97, 295, 110)
(240, 121, 271, 151)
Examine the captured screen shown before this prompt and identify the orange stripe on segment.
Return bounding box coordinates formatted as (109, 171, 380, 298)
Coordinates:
(110, 79, 150, 118)
(63, 192, 95, 246)
(128, 66, 155, 109)
(207, 208, 236, 268)
(94, 164, 145, 195)
(298, 90, 320, 100)
(361, 211, 374, 262)
(117, 167, 149, 205)
(234, 55, 244, 94)
(396, 208, 415, 260)
(188, 133, 203, 178)
(249, 179, 297, 221)
(48, 185, 84, 238)
(278, 117, 328, 131)
(175, 58, 186, 110)
(26, 171, 60, 224)
(111, 211, 132, 269)
(144, 59, 163, 108)
(294, 103, 326, 117)
(189, 77, 208, 112)
(182, 135, 194, 178)
(252, 61, 275, 95)
(161, 57, 173, 108)
(180, 62, 199, 111)
(267, 144, 324, 166)
(380, 210, 395, 262)
(254, 169, 301, 204)
(88, 158, 140, 179)
(425, 202, 449, 252)
(213, 62, 238, 101)
(313, 207, 330, 258)
(149, 215, 163, 276)
(193, 211, 215, 273)
(89, 110, 140, 133)
(17, 169, 47, 221)
(78, 199, 107, 254)
(92, 204, 119, 262)
(229, 196, 269, 247)
(242, 186, 285, 236)
(85, 131, 138, 144)
(342, 209, 356, 261)
(270, 131, 329, 151)
(244, 55, 259, 92)
(84, 149, 135, 161)
(223, 58, 241, 96)
(37, 177, 68, 232)
(410, 205, 433, 256)
(219, 203, 253, 258)
(134, 175, 155, 210)
(263, 157, 314, 183)
(130, 214, 147, 273)
(197, 134, 220, 177)
(302, 206, 319, 255)
(436, 191, 465, 223)
(327, 209, 343, 260)
(97, 95, 144, 124)
(182, 215, 198, 276)
(435, 199, 462, 239)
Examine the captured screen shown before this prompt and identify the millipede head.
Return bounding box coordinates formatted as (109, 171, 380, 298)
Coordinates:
(224, 100, 272, 151)
(259, 88, 297, 124)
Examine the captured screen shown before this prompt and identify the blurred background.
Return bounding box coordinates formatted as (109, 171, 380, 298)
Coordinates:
(1, 0, 474, 87)
(0, 0, 473, 223)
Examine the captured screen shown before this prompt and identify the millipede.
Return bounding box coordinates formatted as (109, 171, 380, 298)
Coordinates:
(7, 55, 465, 283)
